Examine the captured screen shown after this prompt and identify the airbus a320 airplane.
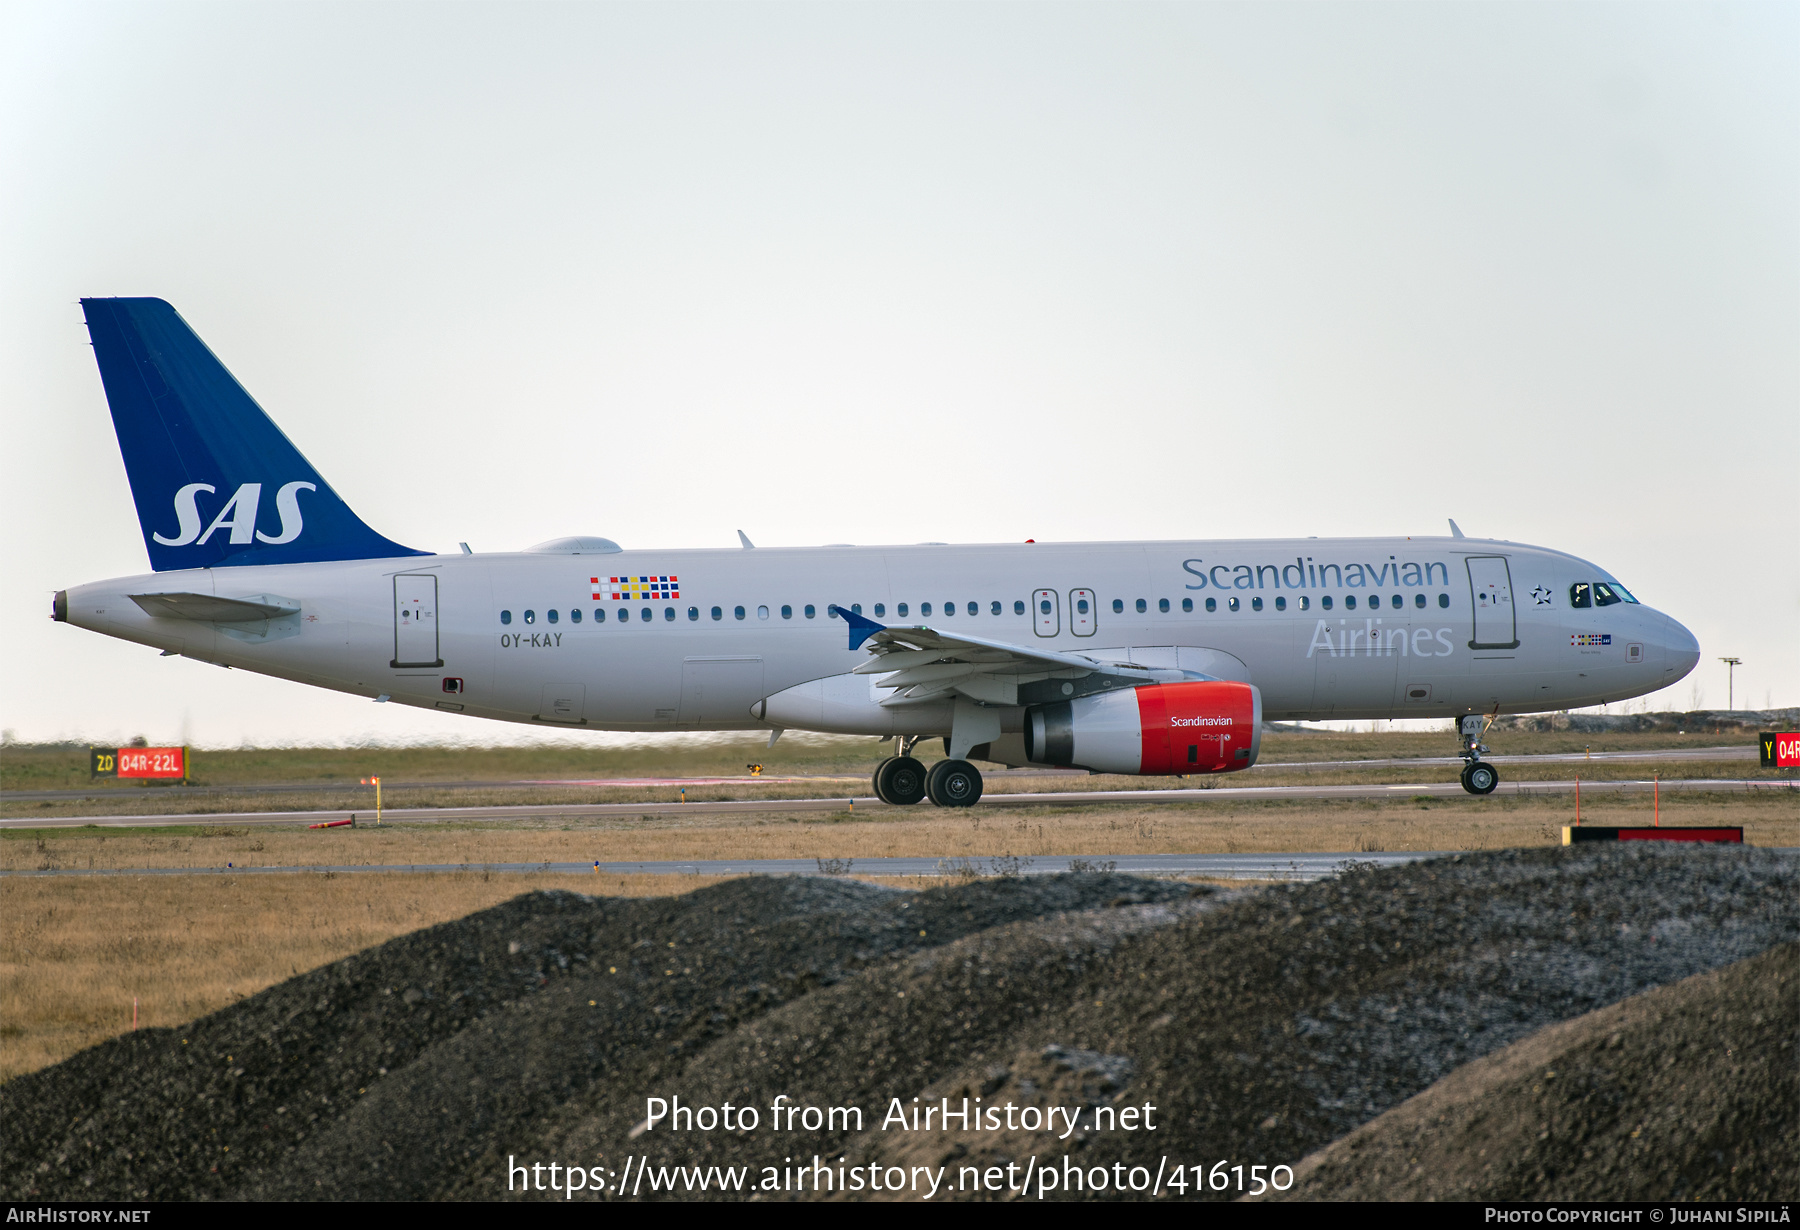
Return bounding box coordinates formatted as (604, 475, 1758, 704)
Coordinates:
(54, 299, 1702, 803)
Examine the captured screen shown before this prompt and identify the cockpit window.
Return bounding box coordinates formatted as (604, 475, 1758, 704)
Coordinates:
(1569, 582, 1591, 609)
(1610, 583, 1638, 603)
(1593, 582, 1623, 607)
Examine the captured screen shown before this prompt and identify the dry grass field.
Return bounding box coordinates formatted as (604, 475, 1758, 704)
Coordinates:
(0, 870, 729, 1082)
(3, 728, 1791, 1087)
(2, 729, 1782, 820)
(4, 789, 1796, 873)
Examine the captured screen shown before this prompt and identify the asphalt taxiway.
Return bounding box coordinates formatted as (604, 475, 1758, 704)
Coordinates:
(2, 775, 1790, 830)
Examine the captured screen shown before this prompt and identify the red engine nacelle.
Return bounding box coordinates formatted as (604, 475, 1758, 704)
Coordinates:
(1024, 680, 1262, 775)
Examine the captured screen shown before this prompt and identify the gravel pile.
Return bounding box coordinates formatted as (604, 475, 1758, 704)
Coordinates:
(1271, 941, 1798, 1201)
(5, 844, 1795, 1202)
(2, 872, 1194, 1200)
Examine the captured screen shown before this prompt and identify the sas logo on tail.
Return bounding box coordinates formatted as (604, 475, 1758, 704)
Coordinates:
(153, 481, 317, 547)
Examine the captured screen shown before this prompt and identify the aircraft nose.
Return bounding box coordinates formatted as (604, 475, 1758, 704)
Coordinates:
(1663, 613, 1700, 682)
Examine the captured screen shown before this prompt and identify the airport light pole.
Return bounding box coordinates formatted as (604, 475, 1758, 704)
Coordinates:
(1718, 657, 1742, 710)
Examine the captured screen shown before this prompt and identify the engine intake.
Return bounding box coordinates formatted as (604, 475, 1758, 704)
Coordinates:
(1024, 680, 1262, 775)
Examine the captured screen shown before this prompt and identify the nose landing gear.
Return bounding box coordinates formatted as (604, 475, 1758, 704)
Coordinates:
(1459, 712, 1500, 795)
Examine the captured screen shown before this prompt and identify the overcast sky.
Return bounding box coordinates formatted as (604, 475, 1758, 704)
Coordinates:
(3, 1, 1794, 748)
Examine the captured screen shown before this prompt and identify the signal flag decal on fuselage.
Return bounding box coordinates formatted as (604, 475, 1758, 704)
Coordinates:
(595, 576, 679, 601)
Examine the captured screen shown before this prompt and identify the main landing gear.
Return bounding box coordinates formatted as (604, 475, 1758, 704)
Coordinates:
(1458, 713, 1500, 796)
(871, 737, 984, 807)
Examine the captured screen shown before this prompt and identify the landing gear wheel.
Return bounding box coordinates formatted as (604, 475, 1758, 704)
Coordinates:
(875, 756, 927, 806)
(1461, 762, 1499, 795)
(925, 758, 983, 807)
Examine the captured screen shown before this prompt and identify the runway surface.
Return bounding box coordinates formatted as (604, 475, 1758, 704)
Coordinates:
(2, 850, 1440, 881)
(0, 744, 1757, 803)
(3, 776, 1790, 830)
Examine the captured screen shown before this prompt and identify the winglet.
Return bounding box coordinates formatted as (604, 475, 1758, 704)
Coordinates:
(1448, 518, 1466, 539)
(832, 605, 887, 651)
(737, 530, 755, 549)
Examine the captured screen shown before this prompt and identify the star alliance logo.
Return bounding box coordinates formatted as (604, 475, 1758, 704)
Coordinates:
(1530, 586, 1552, 606)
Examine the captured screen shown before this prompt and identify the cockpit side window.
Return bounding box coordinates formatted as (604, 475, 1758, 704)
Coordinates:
(1593, 582, 1623, 607)
(1611, 583, 1638, 603)
(1569, 582, 1592, 609)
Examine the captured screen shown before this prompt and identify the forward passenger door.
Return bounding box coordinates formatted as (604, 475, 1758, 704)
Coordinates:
(1466, 557, 1519, 650)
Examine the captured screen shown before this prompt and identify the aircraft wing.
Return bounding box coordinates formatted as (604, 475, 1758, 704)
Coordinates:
(833, 605, 1192, 708)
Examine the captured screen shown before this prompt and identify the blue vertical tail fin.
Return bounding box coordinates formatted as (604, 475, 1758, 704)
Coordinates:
(81, 297, 427, 571)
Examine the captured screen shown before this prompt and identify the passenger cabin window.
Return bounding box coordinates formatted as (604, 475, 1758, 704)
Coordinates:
(1181, 598, 1192, 613)
(922, 603, 933, 616)
(1274, 596, 1286, 611)
(852, 604, 862, 615)
(664, 607, 675, 621)
(1438, 593, 1449, 608)
(1345, 596, 1357, 610)
(1135, 598, 1147, 613)
(688, 607, 698, 621)
(942, 601, 954, 616)
(1014, 600, 1025, 615)
(595, 607, 607, 623)
(1251, 597, 1263, 611)
(524, 610, 536, 624)
(1077, 598, 1089, 614)
(1205, 597, 1216, 612)
(967, 601, 978, 616)
(1299, 596, 1310, 611)
(1039, 600, 1051, 614)
(899, 603, 910, 617)
(1111, 599, 1124, 614)
(1570, 582, 1592, 608)
(1322, 596, 1333, 611)
(757, 605, 769, 619)
(734, 605, 746, 620)
(1391, 594, 1403, 609)
(781, 605, 792, 619)
(711, 606, 723, 621)
(1414, 593, 1426, 609)
(1158, 598, 1169, 613)
(990, 601, 1001, 615)
(874, 604, 885, 617)
(500, 610, 512, 625)
(547, 609, 558, 624)
(1593, 583, 1623, 607)
(639, 607, 651, 622)
(1228, 597, 1240, 612)
(571, 609, 581, 623)
(805, 604, 816, 619)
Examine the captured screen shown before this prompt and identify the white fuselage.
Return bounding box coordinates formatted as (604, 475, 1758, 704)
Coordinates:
(59, 535, 1700, 738)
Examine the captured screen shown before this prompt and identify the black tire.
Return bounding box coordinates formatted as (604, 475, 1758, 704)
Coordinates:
(925, 758, 983, 808)
(876, 756, 928, 806)
(1461, 762, 1499, 795)
(871, 756, 897, 803)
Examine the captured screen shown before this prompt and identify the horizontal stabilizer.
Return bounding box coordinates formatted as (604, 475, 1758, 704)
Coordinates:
(130, 592, 300, 622)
